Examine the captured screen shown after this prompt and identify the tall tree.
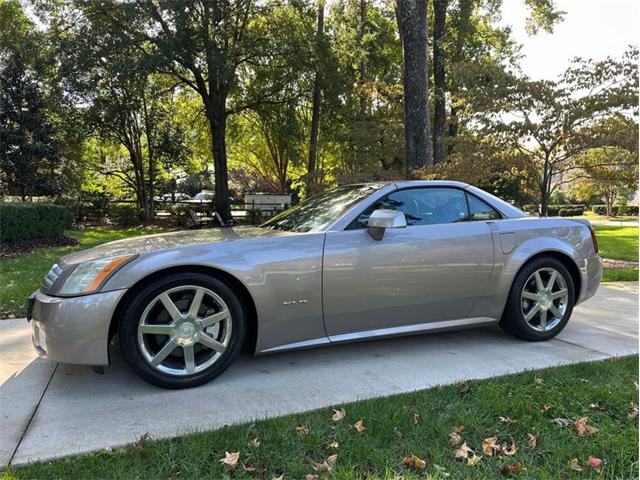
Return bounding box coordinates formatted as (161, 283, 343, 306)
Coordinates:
(431, 0, 448, 164)
(396, 0, 432, 176)
(306, 0, 325, 196)
(0, 54, 62, 199)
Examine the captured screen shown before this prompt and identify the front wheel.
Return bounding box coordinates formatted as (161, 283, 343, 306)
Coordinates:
(119, 273, 246, 389)
(500, 257, 575, 341)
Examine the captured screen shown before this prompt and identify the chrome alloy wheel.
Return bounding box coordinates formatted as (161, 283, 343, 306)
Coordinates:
(137, 285, 232, 376)
(520, 267, 569, 332)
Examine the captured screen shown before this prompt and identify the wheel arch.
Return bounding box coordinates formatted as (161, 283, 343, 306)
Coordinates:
(513, 250, 582, 300)
(108, 265, 259, 356)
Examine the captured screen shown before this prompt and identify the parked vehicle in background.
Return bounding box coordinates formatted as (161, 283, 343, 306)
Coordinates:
(158, 193, 191, 204)
(189, 191, 215, 203)
(27, 181, 602, 389)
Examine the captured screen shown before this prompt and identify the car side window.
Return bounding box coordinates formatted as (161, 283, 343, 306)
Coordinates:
(466, 193, 501, 221)
(349, 187, 469, 229)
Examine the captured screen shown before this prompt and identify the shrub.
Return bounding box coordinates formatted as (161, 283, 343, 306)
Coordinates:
(592, 205, 639, 216)
(0, 203, 71, 242)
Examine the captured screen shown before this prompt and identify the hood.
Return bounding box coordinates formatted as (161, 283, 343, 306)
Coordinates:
(60, 226, 290, 266)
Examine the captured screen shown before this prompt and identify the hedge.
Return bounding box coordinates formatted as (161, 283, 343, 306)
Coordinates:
(592, 205, 639, 216)
(0, 203, 72, 242)
(521, 204, 586, 216)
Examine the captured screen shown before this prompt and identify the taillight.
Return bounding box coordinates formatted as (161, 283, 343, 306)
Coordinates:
(589, 225, 599, 255)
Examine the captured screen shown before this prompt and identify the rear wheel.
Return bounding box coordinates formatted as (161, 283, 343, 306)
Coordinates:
(500, 257, 575, 341)
(119, 273, 246, 388)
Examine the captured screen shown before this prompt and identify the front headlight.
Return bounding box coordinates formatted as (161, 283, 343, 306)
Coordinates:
(58, 254, 137, 295)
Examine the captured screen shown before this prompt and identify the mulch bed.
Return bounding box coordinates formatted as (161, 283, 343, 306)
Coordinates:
(0, 236, 79, 258)
(602, 258, 638, 270)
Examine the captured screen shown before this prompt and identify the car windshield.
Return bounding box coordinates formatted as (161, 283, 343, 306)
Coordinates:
(262, 184, 383, 232)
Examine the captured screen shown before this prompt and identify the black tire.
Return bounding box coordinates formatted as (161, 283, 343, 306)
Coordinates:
(500, 256, 575, 341)
(118, 272, 246, 389)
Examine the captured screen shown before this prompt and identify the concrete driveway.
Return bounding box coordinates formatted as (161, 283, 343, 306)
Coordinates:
(1, 282, 637, 469)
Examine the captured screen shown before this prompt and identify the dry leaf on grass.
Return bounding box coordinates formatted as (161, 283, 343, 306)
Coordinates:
(586, 456, 602, 473)
(458, 381, 471, 397)
(539, 404, 552, 414)
(353, 419, 367, 432)
(220, 451, 240, 469)
(411, 412, 422, 425)
(310, 454, 338, 473)
(482, 436, 498, 456)
(569, 458, 582, 472)
(327, 441, 339, 449)
(501, 463, 525, 475)
(574, 417, 599, 437)
(534, 374, 544, 385)
(499, 416, 519, 425)
(271, 475, 284, 480)
(501, 442, 519, 456)
(403, 454, 427, 470)
(526, 434, 537, 449)
(448, 425, 465, 446)
(305, 475, 318, 480)
(467, 454, 482, 466)
(454, 442, 473, 461)
(249, 437, 261, 448)
(331, 408, 346, 422)
(296, 425, 310, 436)
(628, 402, 639, 418)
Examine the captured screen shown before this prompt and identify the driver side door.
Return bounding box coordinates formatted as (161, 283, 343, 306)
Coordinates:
(322, 187, 496, 335)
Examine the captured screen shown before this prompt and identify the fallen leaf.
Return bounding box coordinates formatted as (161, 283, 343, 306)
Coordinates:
(467, 454, 482, 466)
(501, 442, 519, 456)
(589, 402, 604, 410)
(482, 436, 498, 456)
(458, 381, 471, 397)
(305, 475, 318, 480)
(586, 455, 602, 473)
(569, 458, 582, 472)
(271, 475, 284, 480)
(551, 417, 571, 427)
(500, 416, 519, 425)
(628, 402, 638, 418)
(539, 404, 552, 414)
(331, 408, 346, 422)
(574, 417, 599, 437)
(634, 380, 639, 391)
(220, 451, 240, 469)
(527, 434, 537, 449)
(448, 425, 464, 445)
(242, 464, 256, 473)
(403, 454, 427, 470)
(411, 412, 422, 425)
(534, 374, 544, 385)
(454, 442, 473, 461)
(607, 356, 619, 363)
(353, 419, 366, 432)
(296, 425, 310, 436)
(249, 437, 261, 448)
(501, 463, 525, 475)
(311, 454, 338, 473)
(327, 441, 339, 449)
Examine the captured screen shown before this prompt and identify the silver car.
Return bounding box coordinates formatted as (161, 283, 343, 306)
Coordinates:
(27, 181, 602, 388)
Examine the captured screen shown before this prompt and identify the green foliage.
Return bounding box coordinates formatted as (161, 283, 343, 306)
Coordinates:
(0, 54, 63, 198)
(592, 205, 639, 216)
(177, 174, 214, 197)
(0, 203, 70, 242)
(108, 204, 139, 227)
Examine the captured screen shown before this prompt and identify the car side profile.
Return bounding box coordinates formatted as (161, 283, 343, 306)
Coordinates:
(27, 181, 602, 389)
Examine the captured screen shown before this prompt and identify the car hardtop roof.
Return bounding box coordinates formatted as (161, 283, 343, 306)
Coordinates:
(347, 180, 470, 189)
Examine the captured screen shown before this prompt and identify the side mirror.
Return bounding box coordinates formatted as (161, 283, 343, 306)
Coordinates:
(367, 209, 407, 240)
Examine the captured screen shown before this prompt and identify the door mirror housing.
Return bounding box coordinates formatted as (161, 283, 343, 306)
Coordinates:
(367, 209, 407, 240)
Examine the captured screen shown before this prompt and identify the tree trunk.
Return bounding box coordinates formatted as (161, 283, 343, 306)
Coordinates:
(356, 0, 367, 168)
(396, 0, 433, 177)
(432, 0, 447, 164)
(207, 99, 232, 225)
(307, 0, 324, 197)
(447, 105, 458, 154)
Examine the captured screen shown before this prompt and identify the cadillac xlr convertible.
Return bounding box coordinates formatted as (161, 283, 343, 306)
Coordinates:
(27, 181, 602, 388)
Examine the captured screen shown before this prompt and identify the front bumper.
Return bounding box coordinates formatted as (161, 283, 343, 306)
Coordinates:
(27, 288, 126, 366)
(577, 255, 602, 305)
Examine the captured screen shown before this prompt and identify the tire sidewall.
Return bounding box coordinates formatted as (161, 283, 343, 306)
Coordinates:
(505, 257, 575, 341)
(119, 273, 246, 389)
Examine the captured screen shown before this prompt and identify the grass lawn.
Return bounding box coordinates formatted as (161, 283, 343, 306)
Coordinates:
(577, 213, 639, 223)
(2, 357, 637, 479)
(0, 227, 166, 318)
(593, 225, 638, 283)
